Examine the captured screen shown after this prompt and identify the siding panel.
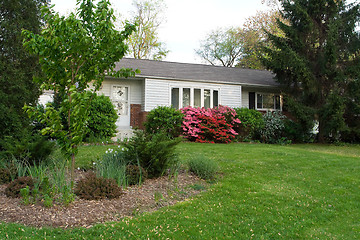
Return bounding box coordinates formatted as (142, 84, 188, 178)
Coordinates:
(220, 85, 242, 108)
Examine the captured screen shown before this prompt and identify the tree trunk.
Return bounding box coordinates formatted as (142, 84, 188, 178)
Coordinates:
(317, 119, 326, 143)
(70, 152, 75, 189)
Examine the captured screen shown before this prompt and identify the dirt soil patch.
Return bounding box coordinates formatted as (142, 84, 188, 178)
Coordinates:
(0, 171, 207, 228)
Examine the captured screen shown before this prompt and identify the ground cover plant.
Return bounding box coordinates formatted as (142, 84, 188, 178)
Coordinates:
(1, 143, 359, 239)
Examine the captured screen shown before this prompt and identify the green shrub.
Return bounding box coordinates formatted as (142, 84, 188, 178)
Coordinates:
(188, 156, 218, 180)
(122, 130, 181, 178)
(258, 111, 287, 144)
(5, 176, 35, 198)
(75, 172, 122, 200)
(234, 108, 264, 140)
(126, 164, 148, 185)
(144, 106, 184, 138)
(0, 131, 55, 166)
(84, 94, 118, 142)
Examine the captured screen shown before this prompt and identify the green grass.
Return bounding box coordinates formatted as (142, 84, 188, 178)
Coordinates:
(1, 142, 360, 239)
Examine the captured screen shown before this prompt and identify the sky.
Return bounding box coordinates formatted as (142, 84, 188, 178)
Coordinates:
(50, 0, 274, 64)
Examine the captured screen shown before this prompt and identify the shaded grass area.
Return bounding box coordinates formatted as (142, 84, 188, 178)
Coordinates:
(1, 143, 359, 239)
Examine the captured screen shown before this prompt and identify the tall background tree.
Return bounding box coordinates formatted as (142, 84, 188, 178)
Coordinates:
(263, 0, 360, 142)
(238, 10, 288, 69)
(126, 0, 168, 60)
(195, 27, 245, 67)
(0, 0, 47, 148)
(195, 11, 287, 69)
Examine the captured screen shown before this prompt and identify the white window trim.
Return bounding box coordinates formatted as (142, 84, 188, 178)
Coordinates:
(169, 86, 221, 109)
(255, 92, 282, 111)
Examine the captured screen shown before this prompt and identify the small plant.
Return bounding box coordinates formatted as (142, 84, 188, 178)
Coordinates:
(75, 172, 122, 200)
(154, 191, 164, 204)
(61, 185, 75, 207)
(5, 176, 35, 198)
(144, 106, 184, 138)
(43, 194, 53, 208)
(188, 156, 218, 180)
(20, 186, 31, 205)
(189, 183, 206, 191)
(126, 164, 148, 185)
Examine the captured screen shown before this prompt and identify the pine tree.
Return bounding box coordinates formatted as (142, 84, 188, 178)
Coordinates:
(0, 0, 47, 146)
(263, 0, 360, 142)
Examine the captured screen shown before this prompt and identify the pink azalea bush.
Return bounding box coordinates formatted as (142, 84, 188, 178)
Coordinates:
(181, 106, 241, 143)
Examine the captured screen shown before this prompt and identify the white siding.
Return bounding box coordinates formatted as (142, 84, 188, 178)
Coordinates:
(242, 90, 249, 108)
(144, 78, 170, 111)
(220, 85, 242, 108)
(99, 78, 143, 104)
(144, 78, 242, 111)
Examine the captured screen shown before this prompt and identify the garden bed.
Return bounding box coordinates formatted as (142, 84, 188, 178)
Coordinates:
(0, 170, 207, 228)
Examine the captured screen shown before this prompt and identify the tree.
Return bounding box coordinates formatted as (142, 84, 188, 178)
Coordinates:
(23, 0, 137, 183)
(0, 0, 46, 147)
(238, 10, 288, 69)
(195, 27, 245, 67)
(263, 0, 360, 142)
(126, 0, 168, 60)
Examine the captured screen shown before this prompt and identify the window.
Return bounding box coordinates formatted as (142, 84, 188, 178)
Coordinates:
(213, 90, 219, 107)
(183, 88, 191, 107)
(171, 88, 179, 109)
(194, 89, 201, 108)
(171, 87, 219, 109)
(256, 93, 281, 110)
(204, 89, 211, 109)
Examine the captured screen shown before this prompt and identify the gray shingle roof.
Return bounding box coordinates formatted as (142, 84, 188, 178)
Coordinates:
(114, 58, 279, 87)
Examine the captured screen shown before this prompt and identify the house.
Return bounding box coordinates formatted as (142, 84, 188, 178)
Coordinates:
(97, 58, 282, 139)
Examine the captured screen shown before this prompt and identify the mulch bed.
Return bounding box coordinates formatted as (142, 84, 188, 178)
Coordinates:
(0, 170, 207, 228)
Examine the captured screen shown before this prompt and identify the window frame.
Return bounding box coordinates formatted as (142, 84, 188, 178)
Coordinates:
(255, 92, 282, 111)
(170, 86, 220, 109)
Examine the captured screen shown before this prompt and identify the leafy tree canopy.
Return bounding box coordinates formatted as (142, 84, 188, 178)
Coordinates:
(22, 0, 137, 182)
(195, 27, 245, 67)
(126, 0, 169, 60)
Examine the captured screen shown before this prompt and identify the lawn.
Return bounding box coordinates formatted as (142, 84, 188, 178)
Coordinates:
(1, 142, 359, 239)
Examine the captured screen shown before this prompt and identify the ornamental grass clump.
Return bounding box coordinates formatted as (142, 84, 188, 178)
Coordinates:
(188, 156, 218, 180)
(181, 106, 240, 143)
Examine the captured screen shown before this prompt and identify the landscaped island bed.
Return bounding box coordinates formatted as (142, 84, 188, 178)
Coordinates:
(1, 142, 360, 239)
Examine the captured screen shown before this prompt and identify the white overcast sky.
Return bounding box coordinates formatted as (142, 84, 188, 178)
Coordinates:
(49, 0, 275, 63)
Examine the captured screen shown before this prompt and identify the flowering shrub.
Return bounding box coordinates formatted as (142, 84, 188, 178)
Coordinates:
(181, 106, 240, 143)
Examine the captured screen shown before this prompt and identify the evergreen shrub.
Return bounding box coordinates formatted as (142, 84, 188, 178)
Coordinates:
(122, 130, 180, 178)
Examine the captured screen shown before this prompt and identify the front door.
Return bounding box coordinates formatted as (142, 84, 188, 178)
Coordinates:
(111, 85, 130, 128)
